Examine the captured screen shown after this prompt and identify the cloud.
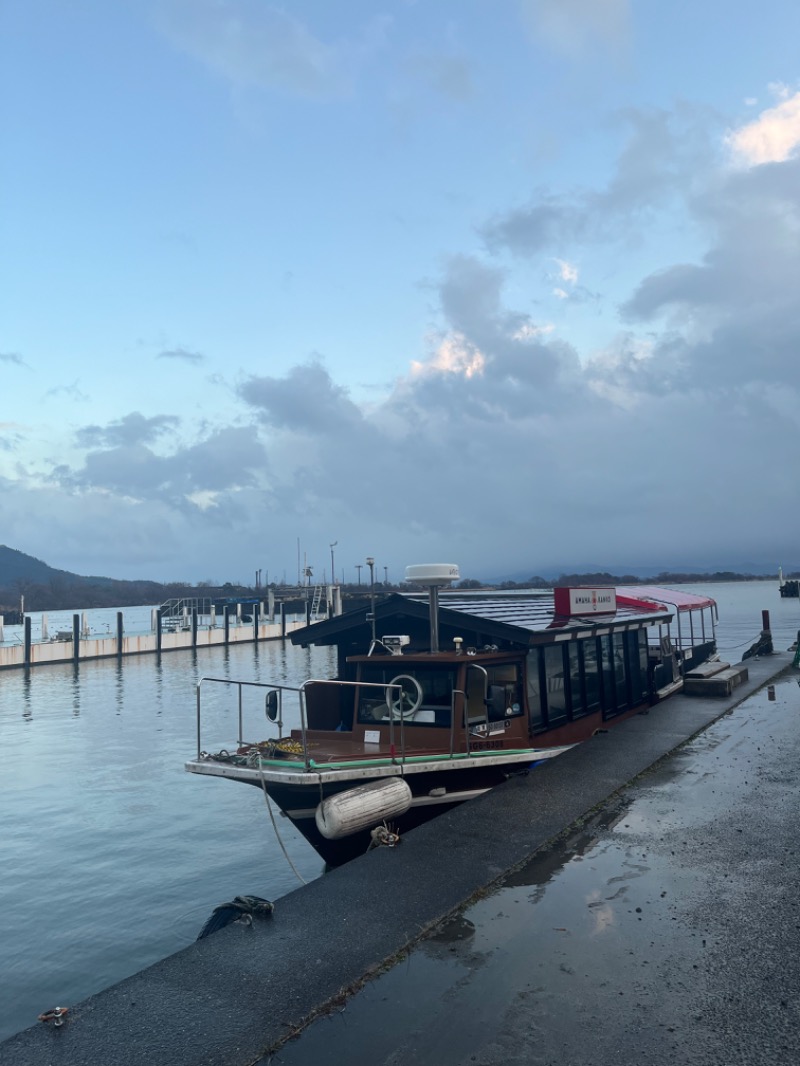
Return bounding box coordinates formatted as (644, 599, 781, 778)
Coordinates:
(481, 108, 712, 258)
(56, 425, 268, 505)
(213, 145, 800, 574)
(1, 351, 25, 366)
(482, 197, 581, 258)
(727, 89, 800, 166)
(7, 93, 800, 581)
(0, 425, 24, 452)
(157, 347, 205, 364)
(44, 382, 89, 402)
(75, 413, 181, 449)
(622, 153, 800, 334)
(156, 1, 389, 99)
(519, 0, 632, 60)
(554, 259, 578, 284)
(238, 359, 364, 433)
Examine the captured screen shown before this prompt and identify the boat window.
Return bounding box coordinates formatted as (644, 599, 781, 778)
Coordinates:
(543, 644, 568, 724)
(581, 638, 601, 713)
(526, 649, 544, 730)
(600, 635, 616, 719)
(613, 633, 628, 710)
(624, 630, 647, 705)
(638, 630, 649, 699)
(568, 642, 586, 719)
(485, 664, 523, 720)
(356, 665, 456, 727)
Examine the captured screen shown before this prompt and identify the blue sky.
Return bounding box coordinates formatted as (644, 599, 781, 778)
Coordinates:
(2, 0, 800, 584)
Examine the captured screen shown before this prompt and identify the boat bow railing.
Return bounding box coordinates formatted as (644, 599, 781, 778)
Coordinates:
(195, 676, 411, 770)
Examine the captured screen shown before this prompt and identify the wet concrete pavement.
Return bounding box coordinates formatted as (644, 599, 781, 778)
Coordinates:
(271, 670, 800, 1066)
(3, 653, 797, 1066)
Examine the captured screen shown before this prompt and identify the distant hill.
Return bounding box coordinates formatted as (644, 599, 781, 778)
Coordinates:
(0, 545, 75, 586)
(0, 545, 248, 613)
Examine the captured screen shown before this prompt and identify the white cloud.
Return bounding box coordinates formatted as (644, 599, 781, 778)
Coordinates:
(727, 90, 800, 166)
(411, 334, 486, 379)
(554, 258, 579, 283)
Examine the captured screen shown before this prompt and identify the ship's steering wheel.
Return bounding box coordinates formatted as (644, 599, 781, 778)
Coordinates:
(386, 674, 424, 718)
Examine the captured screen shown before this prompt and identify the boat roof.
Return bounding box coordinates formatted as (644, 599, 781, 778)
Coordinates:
(291, 589, 674, 653)
(615, 586, 717, 612)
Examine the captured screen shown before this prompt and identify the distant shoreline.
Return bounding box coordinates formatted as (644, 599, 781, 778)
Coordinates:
(1, 571, 785, 617)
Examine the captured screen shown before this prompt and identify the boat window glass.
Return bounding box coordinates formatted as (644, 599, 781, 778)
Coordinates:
(543, 644, 568, 724)
(613, 632, 628, 712)
(600, 635, 616, 719)
(568, 641, 586, 718)
(624, 630, 646, 705)
(526, 649, 544, 731)
(356, 664, 455, 727)
(638, 630, 649, 697)
(582, 638, 601, 713)
(485, 664, 523, 720)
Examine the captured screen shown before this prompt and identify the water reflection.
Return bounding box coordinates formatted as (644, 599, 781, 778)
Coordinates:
(114, 658, 125, 716)
(21, 669, 32, 722)
(427, 914, 476, 945)
(72, 662, 82, 717)
(501, 800, 632, 906)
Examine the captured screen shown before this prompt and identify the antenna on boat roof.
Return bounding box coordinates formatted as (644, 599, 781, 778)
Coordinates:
(405, 564, 460, 653)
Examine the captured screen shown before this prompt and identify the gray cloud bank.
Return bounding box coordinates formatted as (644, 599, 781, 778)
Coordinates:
(3, 102, 799, 581)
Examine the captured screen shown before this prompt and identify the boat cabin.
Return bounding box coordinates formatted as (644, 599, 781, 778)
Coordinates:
(292, 586, 717, 749)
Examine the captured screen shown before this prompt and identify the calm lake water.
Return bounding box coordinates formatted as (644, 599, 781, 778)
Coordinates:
(0, 581, 797, 1042)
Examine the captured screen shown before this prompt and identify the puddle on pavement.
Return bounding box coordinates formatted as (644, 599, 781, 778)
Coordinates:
(266, 676, 800, 1066)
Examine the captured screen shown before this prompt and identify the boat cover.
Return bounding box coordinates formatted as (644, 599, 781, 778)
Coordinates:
(615, 586, 716, 612)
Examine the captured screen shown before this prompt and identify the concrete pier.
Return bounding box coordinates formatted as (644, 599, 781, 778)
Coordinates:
(1, 652, 795, 1066)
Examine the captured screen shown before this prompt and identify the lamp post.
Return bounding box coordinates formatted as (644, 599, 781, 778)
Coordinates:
(329, 542, 337, 586)
(384, 566, 388, 586)
(366, 556, 376, 644)
(355, 564, 362, 586)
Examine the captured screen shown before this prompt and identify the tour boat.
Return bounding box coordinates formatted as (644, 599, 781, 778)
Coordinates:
(186, 565, 717, 864)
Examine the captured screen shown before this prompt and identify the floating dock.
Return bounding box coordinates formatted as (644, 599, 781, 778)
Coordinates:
(0, 606, 308, 671)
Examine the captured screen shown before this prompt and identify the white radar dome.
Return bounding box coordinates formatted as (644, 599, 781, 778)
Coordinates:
(405, 563, 460, 586)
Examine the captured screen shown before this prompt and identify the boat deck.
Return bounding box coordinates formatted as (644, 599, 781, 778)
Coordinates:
(240, 729, 538, 769)
(284, 729, 451, 763)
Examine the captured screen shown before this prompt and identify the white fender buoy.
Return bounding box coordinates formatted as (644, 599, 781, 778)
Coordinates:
(315, 778, 412, 840)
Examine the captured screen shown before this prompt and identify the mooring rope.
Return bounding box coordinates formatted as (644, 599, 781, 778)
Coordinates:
(255, 757, 307, 885)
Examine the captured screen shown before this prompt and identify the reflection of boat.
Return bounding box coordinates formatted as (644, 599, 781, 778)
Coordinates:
(186, 565, 717, 865)
(779, 567, 800, 598)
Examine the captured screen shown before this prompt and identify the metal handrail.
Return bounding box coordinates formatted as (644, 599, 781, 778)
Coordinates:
(196, 675, 407, 769)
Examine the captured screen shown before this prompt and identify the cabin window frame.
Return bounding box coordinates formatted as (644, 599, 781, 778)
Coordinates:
(355, 663, 458, 727)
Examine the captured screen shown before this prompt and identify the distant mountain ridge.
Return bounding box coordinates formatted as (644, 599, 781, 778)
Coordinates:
(0, 545, 189, 612)
(0, 545, 77, 586)
(1, 544, 791, 614)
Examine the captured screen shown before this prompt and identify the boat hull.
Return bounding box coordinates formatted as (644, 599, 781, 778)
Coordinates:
(187, 749, 565, 865)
